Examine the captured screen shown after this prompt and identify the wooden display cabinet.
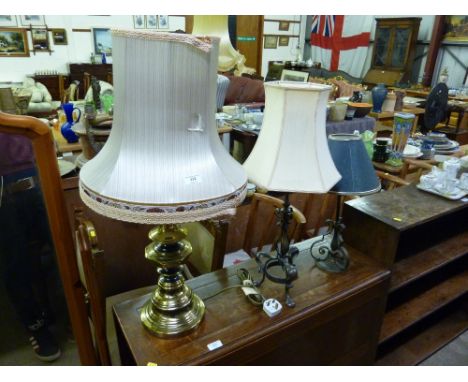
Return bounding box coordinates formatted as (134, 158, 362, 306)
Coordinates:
(343, 185, 468, 365)
(364, 18, 421, 87)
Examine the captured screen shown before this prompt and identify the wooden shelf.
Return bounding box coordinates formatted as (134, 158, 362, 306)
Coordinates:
(376, 306, 468, 365)
(390, 231, 468, 293)
(380, 270, 468, 344)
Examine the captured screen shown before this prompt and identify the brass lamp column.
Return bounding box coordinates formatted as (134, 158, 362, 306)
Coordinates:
(79, 31, 247, 337)
(141, 225, 205, 336)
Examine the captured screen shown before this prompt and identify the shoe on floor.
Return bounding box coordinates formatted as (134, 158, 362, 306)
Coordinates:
(28, 327, 61, 362)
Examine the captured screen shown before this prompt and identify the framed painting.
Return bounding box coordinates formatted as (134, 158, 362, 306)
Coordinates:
(0, 15, 17, 27)
(133, 15, 145, 29)
(93, 28, 112, 56)
(280, 69, 309, 82)
(31, 27, 50, 51)
(443, 16, 468, 42)
(51, 28, 67, 45)
(0, 28, 29, 57)
(278, 36, 289, 47)
(20, 15, 45, 26)
(279, 21, 290, 31)
(146, 15, 158, 29)
(158, 15, 169, 29)
(264, 35, 278, 49)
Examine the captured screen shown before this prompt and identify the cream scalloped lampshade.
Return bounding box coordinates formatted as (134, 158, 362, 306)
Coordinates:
(79, 31, 247, 224)
(243, 82, 341, 193)
(191, 15, 254, 74)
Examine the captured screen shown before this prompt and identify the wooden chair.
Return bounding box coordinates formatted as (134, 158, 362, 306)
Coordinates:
(400, 158, 434, 184)
(376, 170, 411, 190)
(0, 112, 97, 365)
(242, 193, 306, 257)
(62, 80, 80, 104)
(73, 205, 230, 365)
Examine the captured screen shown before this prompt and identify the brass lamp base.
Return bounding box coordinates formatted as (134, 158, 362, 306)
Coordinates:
(140, 224, 205, 337)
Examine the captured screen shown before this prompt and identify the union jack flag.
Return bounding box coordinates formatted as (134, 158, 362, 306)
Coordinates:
(311, 15, 336, 37)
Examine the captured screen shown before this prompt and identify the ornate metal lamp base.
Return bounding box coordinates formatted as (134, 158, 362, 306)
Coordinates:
(254, 193, 299, 308)
(140, 224, 205, 337)
(310, 217, 350, 273)
(310, 235, 349, 273)
(255, 247, 299, 308)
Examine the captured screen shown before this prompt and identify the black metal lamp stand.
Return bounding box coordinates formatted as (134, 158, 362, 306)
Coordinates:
(310, 194, 349, 273)
(254, 193, 299, 308)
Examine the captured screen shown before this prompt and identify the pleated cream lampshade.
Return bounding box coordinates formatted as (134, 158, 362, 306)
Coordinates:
(191, 15, 254, 74)
(243, 82, 341, 193)
(79, 30, 247, 224)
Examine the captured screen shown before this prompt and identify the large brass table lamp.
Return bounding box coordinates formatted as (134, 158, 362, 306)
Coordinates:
(79, 30, 247, 337)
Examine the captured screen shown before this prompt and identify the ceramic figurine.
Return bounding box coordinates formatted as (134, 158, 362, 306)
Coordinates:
(350, 91, 363, 103)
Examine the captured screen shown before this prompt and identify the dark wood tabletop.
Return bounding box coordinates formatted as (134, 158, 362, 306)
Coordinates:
(113, 242, 390, 365)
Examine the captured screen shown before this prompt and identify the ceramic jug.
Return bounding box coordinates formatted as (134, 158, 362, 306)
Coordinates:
(60, 102, 81, 143)
(371, 83, 388, 113)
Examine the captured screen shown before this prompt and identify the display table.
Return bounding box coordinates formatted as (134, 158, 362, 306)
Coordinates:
(112, 238, 390, 366)
(326, 116, 376, 135)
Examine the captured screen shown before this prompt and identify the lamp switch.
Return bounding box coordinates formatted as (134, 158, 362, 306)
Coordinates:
(263, 298, 282, 318)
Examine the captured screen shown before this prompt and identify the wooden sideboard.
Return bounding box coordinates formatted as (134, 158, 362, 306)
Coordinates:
(33, 74, 69, 101)
(343, 185, 468, 365)
(69, 63, 113, 98)
(112, 242, 390, 365)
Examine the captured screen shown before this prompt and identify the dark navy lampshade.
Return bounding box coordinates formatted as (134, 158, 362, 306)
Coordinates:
(327, 134, 381, 195)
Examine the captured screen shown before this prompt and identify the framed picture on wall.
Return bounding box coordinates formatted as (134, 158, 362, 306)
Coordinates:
(0, 15, 17, 27)
(443, 16, 468, 42)
(133, 15, 145, 29)
(31, 27, 50, 51)
(264, 35, 278, 49)
(158, 15, 169, 29)
(0, 28, 29, 57)
(279, 21, 290, 31)
(20, 15, 45, 26)
(51, 28, 67, 45)
(146, 15, 158, 29)
(93, 28, 112, 56)
(280, 69, 309, 82)
(278, 36, 289, 46)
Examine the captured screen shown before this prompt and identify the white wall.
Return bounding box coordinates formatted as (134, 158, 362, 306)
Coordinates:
(436, 45, 468, 88)
(261, 15, 307, 77)
(0, 15, 186, 83)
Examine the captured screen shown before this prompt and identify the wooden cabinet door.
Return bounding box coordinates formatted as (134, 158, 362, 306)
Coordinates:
(235, 15, 264, 74)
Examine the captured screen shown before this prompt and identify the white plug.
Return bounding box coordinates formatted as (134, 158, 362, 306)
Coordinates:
(263, 298, 282, 318)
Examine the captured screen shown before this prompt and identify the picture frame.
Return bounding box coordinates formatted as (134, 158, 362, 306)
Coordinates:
(264, 35, 278, 49)
(93, 28, 112, 56)
(20, 15, 45, 26)
(279, 21, 290, 31)
(280, 69, 310, 82)
(0, 15, 17, 27)
(158, 15, 169, 29)
(133, 15, 145, 29)
(278, 36, 289, 47)
(51, 28, 67, 45)
(31, 27, 50, 51)
(443, 16, 468, 43)
(0, 28, 29, 57)
(146, 15, 158, 29)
